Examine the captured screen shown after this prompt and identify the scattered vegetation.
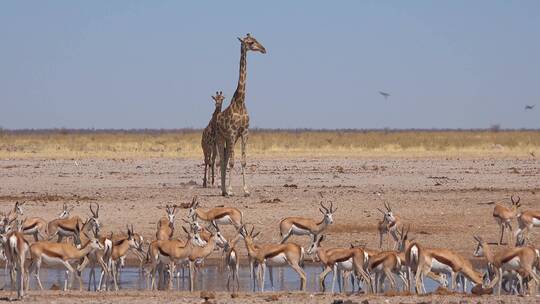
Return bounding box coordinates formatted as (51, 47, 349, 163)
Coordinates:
(0, 129, 539, 158)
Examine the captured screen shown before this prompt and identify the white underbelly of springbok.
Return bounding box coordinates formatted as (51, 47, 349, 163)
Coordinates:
(58, 227, 75, 237)
(337, 258, 353, 271)
(266, 253, 288, 266)
(214, 216, 233, 225)
(532, 218, 540, 226)
(502, 257, 521, 271)
(23, 227, 39, 234)
(290, 225, 311, 236)
(42, 254, 69, 266)
(430, 259, 453, 274)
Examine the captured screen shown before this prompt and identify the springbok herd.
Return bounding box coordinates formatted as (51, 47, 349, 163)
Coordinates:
(1, 193, 540, 299)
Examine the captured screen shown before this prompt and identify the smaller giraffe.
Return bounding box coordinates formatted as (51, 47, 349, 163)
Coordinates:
(201, 91, 225, 187)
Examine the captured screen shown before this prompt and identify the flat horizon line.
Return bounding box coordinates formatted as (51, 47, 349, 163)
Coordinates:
(1, 127, 540, 134)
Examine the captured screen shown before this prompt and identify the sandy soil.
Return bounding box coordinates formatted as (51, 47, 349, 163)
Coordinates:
(1, 156, 539, 302)
(0, 290, 539, 303)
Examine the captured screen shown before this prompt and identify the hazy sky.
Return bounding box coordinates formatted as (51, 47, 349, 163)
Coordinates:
(1, 1, 539, 129)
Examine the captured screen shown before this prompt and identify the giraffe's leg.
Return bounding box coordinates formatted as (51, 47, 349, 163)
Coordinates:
(203, 161, 208, 188)
(217, 139, 229, 196)
(211, 143, 218, 187)
(240, 132, 250, 196)
(226, 137, 235, 196)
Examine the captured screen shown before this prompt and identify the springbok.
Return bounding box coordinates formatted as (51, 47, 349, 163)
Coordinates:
(0, 220, 29, 299)
(369, 226, 413, 293)
(180, 223, 228, 290)
(224, 234, 241, 292)
(408, 239, 486, 294)
(473, 235, 540, 295)
(148, 226, 205, 291)
(188, 196, 243, 229)
(102, 225, 141, 291)
(377, 202, 402, 249)
(515, 208, 540, 242)
(307, 234, 371, 293)
(3, 201, 48, 242)
(156, 204, 178, 240)
(279, 201, 336, 244)
(48, 203, 100, 243)
(240, 225, 306, 292)
(493, 195, 521, 245)
(28, 226, 104, 291)
(2, 201, 25, 224)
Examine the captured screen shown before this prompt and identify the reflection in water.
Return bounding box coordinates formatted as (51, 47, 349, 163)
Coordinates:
(0, 265, 446, 293)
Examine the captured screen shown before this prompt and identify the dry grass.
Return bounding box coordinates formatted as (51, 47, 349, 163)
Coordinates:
(0, 129, 539, 159)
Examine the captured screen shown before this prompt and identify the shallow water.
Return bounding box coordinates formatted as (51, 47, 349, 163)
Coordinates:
(0, 264, 454, 293)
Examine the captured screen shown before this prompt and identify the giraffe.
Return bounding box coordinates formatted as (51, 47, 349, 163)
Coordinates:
(216, 33, 266, 196)
(201, 91, 225, 187)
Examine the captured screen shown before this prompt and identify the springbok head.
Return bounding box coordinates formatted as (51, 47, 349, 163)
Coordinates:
(182, 225, 206, 247)
(377, 202, 396, 223)
(510, 195, 521, 209)
(238, 224, 261, 243)
(14, 201, 25, 216)
(58, 203, 75, 219)
(165, 204, 179, 224)
(89, 202, 101, 229)
(473, 235, 486, 257)
(397, 225, 412, 252)
(319, 201, 336, 224)
(187, 196, 199, 220)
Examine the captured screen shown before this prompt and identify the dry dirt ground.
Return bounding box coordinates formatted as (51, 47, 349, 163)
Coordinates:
(1, 290, 540, 304)
(1, 156, 539, 302)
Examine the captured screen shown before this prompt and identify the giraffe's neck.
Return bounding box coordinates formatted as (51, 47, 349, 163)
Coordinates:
(231, 44, 247, 111)
(210, 104, 223, 123)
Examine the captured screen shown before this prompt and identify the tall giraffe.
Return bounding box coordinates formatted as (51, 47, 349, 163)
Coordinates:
(216, 34, 266, 196)
(201, 91, 225, 187)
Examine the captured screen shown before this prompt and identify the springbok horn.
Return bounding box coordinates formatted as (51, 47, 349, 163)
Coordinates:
(511, 195, 520, 204)
(320, 202, 329, 212)
(330, 202, 334, 212)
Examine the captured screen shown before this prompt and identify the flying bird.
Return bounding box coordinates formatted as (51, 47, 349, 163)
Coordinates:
(379, 91, 390, 100)
(525, 104, 535, 110)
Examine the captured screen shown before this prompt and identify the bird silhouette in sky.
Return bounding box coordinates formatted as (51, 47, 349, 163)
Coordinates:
(379, 91, 390, 100)
(525, 104, 535, 110)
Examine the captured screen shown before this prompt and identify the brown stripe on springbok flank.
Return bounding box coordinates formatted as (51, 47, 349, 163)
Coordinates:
(500, 251, 521, 265)
(335, 255, 354, 264)
(369, 252, 391, 269)
(41, 247, 66, 260)
(263, 246, 287, 259)
(23, 221, 38, 231)
(292, 222, 311, 231)
(431, 253, 458, 271)
(58, 223, 77, 233)
(158, 247, 171, 258)
(113, 238, 128, 247)
(212, 210, 233, 220)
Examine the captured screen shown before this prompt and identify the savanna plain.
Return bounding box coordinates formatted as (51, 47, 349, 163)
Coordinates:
(1, 129, 539, 303)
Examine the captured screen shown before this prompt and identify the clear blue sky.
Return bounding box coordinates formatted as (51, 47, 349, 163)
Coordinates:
(1, 1, 539, 129)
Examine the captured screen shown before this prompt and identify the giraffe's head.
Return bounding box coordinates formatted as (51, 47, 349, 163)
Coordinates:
(211, 91, 225, 107)
(238, 33, 266, 54)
